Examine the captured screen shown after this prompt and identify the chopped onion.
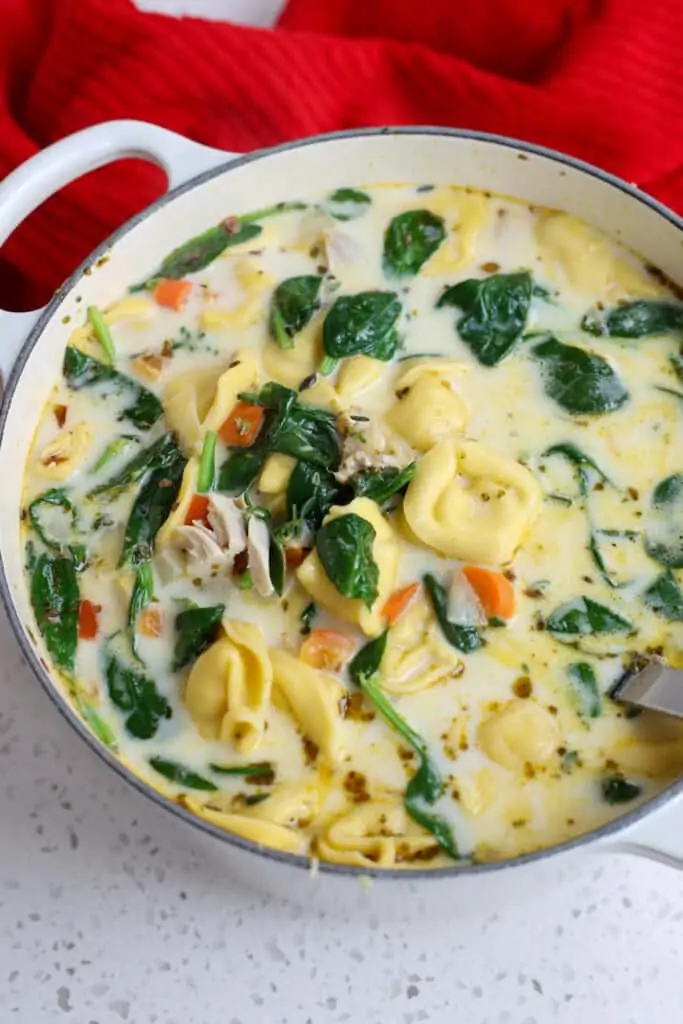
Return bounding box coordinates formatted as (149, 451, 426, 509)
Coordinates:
(447, 569, 487, 626)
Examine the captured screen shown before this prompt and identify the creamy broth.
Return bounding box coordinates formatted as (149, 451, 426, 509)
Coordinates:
(21, 184, 683, 868)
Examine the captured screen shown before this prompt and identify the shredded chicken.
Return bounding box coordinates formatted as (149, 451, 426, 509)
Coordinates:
(171, 524, 230, 579)
(207, 494, 247, 562)
(247, 516, 274, 598)
(334, 423, 402, 484)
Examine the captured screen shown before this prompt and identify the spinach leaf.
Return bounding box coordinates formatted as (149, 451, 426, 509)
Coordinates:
(269, 276, 322, 349)
(437, 272, 532, 366)
(532, 337, 629, 415)
(643, 570, 683, 621)
(670, 353, 683, 384)
(63, 347, 163, 431)
(348, 633, 459, 859)
(88, 433, 181, 502)
(581, 300, 683, 338)
(286, 461, 348, 529)
(323, 292, 402, 361)
(383, 210, 446, 277)
(300, 602, 317, 635)
(316, 514, 379, 608)
(27, 489, 85, 567)
(30, 553, 79, 673)
(216, 448, 267, 495)
(424, 573, 483, 653)
(644, 473, 683, 568)
(325, 188, 371, 221)
(92, 435, 140, 473)
(352, 463, 416, 506)
(148, 757, 217, 791)
(542, 442, 612, 497)
(269, 402, 342, 469)
(600, 775, 642, 804)
(587, 530, 629, 590)
(119, 452, 186, 567)
(269, 535, 286, 597)
(128, 561, 154, 660)
(173, 604, 225, 670)
(104, 641, 172, 739)
(567, 662, 602, 719)
(209, 762, 275, 781)
(546, 596, 633, 636)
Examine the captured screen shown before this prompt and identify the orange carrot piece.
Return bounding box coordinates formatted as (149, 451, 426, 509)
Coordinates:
(382, 582, 420, 625)
(153, 278, 192, 310)
(285, 546, 310, 569)
(185, 493, 210, 526)
(139, 606, 164, 638)
(219, 401, 265, 447)
(78, 599, 99, 640)
(300, 629, 357, 672)
(462, 566, 515, 619)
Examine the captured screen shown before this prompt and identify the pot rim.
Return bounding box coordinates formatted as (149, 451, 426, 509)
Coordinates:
(2, 124, 682, 882)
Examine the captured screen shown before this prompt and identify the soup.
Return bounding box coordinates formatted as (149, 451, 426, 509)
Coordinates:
(21, 183, 683, 868)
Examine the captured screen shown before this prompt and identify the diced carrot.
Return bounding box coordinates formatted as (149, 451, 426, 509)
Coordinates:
(185, 493, 210, 527)
(78, 600, 99, 640)
(53, 404, 68, 428)
(382, 582, 420, 626)
(139, 606, 164, 638)
(219, 401, 265, 447)
(462, 566, 516, 619)
(285, 546, 310, 569)
(153, 278, 192, 310)
(300, 629, 357, 672)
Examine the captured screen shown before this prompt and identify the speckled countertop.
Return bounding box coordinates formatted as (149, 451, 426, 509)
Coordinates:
(2, 2, 683, 1021)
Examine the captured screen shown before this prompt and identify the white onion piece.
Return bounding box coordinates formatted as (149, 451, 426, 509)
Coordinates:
(447, 570, 487, 626)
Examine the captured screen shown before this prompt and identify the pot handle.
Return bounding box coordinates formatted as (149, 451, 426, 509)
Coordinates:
(0, 119, 234, 384)
(595, 789, 683, 869)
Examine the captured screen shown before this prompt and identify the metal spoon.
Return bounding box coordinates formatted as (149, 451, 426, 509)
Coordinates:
(609, 655, 683, 718)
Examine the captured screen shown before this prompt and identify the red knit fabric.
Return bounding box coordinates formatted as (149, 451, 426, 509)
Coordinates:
(0, 0, 682, 310)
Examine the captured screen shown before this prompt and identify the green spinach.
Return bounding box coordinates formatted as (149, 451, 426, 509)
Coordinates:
(30, 553, 80, 673)
(104, 640, 172, 739)
(27, 489, 85, 566)
(63, 347, 163, 431)
(286, 461, 347, 529)
(173, 604, 226, 670)
(542, 442, 612, 497)
(352, 463, 416, 506)
(424, 573, 483, 653)
(88, 433, 181, 502)
(532, 337, 629, 414)
(437, 271, 532, 366)
(216, 448, 267, 495)
(300, 602, 317, 635)
(643, 570, 683, 621)
(323, 292, 402, 361)
(269, 276, 322, 349)
(383, 210, 446, 277)
(567, 662, 602, 719)
(600, 775, 642, 804)
(325, 188, 371, 221)
(546, 596, 633, 637)
(644, 473, 683, 568)
(316, 514, 379, 608)
(149, 757, 217, 791)
(128, 561, 154, 661)
(119, 452, 186, 567)
(581, 300, 683, 338)
(209, 762, 275, 781)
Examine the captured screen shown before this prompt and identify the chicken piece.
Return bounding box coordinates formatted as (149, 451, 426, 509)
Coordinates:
(247, 516, 274, 598)
(171, 524, 230, 579)
(207, 494, 247, 562)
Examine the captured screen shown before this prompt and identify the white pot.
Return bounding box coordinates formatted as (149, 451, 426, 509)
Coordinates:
(1, 120, 683, 916)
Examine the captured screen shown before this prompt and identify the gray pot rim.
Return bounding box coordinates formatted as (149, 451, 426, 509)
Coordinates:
(2, 124, 682, 882)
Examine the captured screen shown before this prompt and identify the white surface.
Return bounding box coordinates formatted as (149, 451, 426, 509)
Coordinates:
(2, 2, 683, 1021)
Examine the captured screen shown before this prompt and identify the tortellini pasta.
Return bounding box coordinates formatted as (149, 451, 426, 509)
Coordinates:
(420, 189, 489, 274)
(155, 458, 199, 549)
(296, 497, 400, 637)
(36, 422, 92, 480)
(68, 297, 154, 355)
(381, 595, 463, 694)
(403, 439, 542, 564)
(184, 620, 272, 752)
(258, 454, 295, 495)
(317, 800, 440, 867)
(262, 317, 322, 389)
(477, 700, 560, 771)
(163, 349, 257, 455)
(336, 355, 384, 399)
(200, 258, 275, 331)
(270, 650, 345, 762)
(535, 212, 664, 301)
(385, 360, 469, 450)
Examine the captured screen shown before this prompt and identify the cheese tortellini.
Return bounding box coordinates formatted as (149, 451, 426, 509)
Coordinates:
(163, 349, 257, 455)
(403, 439, 542, 564)
(381, 595, 463, 693)
(262, 317, 323, 389)
(317, 800, 440, 867)
(184, 620, 272, 752)
(477, 700, 560, 771)
(297, 497, 400, 637)
(385, 360, 469, 450)
(271, 650, 345, 762)
(36, 422, 92, 480)
(536, 212, 664, 302)
(200, 258, 275, 331)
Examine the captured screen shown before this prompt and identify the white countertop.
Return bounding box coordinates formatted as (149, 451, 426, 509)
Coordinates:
(2, 2, 683, 1020)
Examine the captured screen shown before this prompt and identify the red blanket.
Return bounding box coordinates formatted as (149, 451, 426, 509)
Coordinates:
(1, 0, 682, 311)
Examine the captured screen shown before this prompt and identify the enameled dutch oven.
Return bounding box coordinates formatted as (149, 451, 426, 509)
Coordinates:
(1, 121, 683, 914)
